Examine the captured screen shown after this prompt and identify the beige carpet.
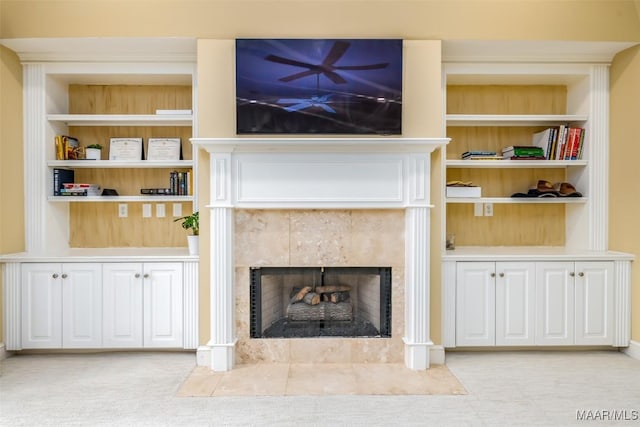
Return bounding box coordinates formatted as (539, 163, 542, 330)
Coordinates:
(178, 363, 467, 397)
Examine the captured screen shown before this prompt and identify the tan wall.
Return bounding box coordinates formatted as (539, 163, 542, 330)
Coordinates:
(2, 1, 640, 41)
(1, 1, 639, 347)
(0, 45, 24, 343)
(610, 44, 640, 342)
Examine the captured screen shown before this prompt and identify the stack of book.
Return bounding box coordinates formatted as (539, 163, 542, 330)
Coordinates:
(531, 125, 585, 160)
(461, 150, 502, 160)
(60, 183, 101, 197)
(169, 170, 192, 195)
(502, 146, 545, 160)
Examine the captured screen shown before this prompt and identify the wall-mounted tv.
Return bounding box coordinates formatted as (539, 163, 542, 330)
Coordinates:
(235, 38, 403, 135)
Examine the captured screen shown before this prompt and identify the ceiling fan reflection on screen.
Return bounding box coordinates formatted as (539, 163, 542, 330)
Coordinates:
(265, 40, 389, 113)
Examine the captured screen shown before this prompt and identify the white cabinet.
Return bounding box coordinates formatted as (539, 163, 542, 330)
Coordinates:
(450, 259, 617, 347)
(102, 263, 143, 348)
(455, 262, 495, 346)
(536, 261, 614, 346)
(21, 263, 102, 349)
(103, 262, 183, 348)
(535, 262, 574, 345)
(496, 262, 536, 346)
(456, 261, 535, 346)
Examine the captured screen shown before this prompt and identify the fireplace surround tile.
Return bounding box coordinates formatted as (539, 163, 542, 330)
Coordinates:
(235, 210, 291, 266)
(233, 209, 407, 365)
(289, 210, 352, 265)
(289, 339, 353, 363)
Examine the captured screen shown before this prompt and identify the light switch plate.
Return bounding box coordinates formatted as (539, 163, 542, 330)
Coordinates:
(142, 204, 152, 218)
(118, 203, 128, 218)
(156, 203, 165, 218)
(172, 203, 182, 218)
(474, 202, 484, 217)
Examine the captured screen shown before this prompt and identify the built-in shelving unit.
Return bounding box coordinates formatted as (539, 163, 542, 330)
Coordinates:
(440, 43, 634, 350)
(0, 38, 200, 353)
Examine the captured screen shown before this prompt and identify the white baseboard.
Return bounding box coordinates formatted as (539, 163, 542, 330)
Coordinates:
(196, 345, 210, 366)
(623, 340, 640, 360)
(430, 345, 446, 365)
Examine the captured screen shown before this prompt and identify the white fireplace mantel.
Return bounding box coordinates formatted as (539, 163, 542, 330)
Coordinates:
(192, 137, 449, 210)
(193, 137, 449, 371)
(191, 137, 448, 153)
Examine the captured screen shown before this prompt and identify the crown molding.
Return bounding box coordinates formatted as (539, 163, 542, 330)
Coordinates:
(0, 37, 197, 63)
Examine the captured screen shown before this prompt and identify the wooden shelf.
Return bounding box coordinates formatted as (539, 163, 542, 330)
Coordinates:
(48, 160, 193, 169)
(446, 114, 588, 127)
(47, 114, 193, 126)
(446, 197, 587, 204)
(48, 195, 193, 203)
(446, 160, 587, 168)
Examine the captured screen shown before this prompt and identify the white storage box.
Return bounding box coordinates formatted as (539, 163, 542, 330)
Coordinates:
(446, 186, 481, 198)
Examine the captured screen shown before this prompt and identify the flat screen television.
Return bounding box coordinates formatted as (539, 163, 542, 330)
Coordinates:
(235, 38, 403, 135)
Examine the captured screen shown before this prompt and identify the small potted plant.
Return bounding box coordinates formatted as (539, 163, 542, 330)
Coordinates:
(85, 143, 103, 160)
(174, 211, 199, 255)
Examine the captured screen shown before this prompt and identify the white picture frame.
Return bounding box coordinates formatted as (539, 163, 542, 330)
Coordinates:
(109, 138, 143, 161)
(147, 138, 181, 161)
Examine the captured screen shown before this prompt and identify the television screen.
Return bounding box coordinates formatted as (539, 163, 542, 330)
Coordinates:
(235, 38, 403, 135)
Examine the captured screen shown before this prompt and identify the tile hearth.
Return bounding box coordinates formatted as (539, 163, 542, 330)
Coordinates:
(178, 363, 467, 397)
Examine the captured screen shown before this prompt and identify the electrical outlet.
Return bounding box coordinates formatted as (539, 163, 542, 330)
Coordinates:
(484, 203, 494, 217)
(156, 204, 166, 218)
(172, 203, 182, 218)
(142, 204, 152, 218)
(118, 203, 128, 218)
(474, 202, 484, 217)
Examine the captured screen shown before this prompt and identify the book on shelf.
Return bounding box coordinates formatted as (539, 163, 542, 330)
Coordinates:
(502, 146, 544, 158)
(464, 155, 504, 160)
(140, 188, 172, 195)
(461, 150, 496, 158)
(532, 128, 556, 159)
(53, 168, 74, 196)
(55, 135, 81, 160)
(169, 169, 192, 195)
(504, 156, 546, 160)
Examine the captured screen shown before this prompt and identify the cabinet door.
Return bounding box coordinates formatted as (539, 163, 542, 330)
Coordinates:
(535, 262, 574, 345)
(143, 263, 183, 348)
(456, 262, 495, 346)
(574, 261, 614, 345)
(102, 263, 143, 348)
(495, 262, 535, 346)
(21, 264, 63, 349)
(62, 263, 102, 348)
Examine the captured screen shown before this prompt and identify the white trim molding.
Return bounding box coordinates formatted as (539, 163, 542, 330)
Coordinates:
(623, 340, 640, 361)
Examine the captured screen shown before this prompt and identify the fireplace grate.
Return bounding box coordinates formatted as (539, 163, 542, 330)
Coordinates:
(250, 266, 392, 339)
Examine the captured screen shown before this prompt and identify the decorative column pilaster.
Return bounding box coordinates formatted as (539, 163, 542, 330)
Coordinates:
(403, 206, 432, 370)
(208, 206, 236, 371)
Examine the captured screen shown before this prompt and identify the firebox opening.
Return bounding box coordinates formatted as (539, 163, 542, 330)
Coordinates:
(250, 267, 392, 339)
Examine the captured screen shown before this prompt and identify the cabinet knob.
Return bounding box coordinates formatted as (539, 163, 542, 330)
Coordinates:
(490, 273, 496, 278)
(52, 273, 59, 279)
(578, 272, 584, 277)
(135, 273, 141, 278)
(143, 274, 149, 279)
(499, 273, 504, 278)
(570, 272, 575, 277)
(61, 273, 68, 279)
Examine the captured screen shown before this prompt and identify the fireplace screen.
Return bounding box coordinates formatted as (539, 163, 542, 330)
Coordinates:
(250, 266, 391, 338)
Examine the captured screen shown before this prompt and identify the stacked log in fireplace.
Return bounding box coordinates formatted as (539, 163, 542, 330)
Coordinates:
(286, 285, 353, 321)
